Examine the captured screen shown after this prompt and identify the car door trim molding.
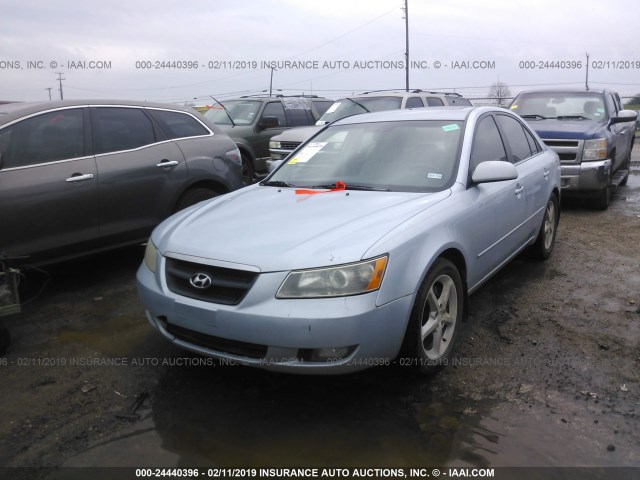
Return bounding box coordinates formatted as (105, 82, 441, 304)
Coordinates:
(0, 155, 96, 172)
(476, 205, 545, 259)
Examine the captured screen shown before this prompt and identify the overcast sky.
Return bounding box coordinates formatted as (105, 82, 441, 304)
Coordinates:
(1, 0, 639, 103)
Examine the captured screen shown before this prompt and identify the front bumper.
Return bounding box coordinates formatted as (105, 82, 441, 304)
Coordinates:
(136, 259, 414, 374)
(560, 159, 611, 195)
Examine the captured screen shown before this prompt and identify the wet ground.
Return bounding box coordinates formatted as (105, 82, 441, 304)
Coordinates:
(1, 148, 639, 476)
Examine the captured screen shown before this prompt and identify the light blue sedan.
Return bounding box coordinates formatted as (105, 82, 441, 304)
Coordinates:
(137, 107, 561, 374)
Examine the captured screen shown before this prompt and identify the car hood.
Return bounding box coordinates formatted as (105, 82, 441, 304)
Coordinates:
(154, 186, 450, 272)
(525, 118, 606, 140)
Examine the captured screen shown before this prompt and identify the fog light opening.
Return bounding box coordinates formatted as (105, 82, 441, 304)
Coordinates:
(299, 345, 357, 362)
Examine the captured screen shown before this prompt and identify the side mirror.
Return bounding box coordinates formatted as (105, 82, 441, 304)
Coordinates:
(472, 161, 518, 184)
(610, 109, 638, 125)
(258, 116, 279, 130)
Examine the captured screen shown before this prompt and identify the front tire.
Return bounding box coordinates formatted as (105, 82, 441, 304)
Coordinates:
(242, 153, 255, 185)
(407, 258, 463, 375)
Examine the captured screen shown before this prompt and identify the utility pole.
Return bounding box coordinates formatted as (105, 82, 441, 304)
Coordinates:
(269, 67, 276, 97)
(45, 87, 52, 100)
(55, 72, 65, 100)
(585, 53, 590, 91)
(403, 0, 409, 92)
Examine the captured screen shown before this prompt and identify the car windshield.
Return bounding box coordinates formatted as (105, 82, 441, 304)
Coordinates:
(316, 97, 403, 124)
(267, 120, 464, 193)
(204, 100, 261, 126)
(512, 92, 607, 121)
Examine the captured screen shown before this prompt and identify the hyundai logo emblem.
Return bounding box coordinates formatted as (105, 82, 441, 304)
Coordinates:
(189, 273, 212, 289)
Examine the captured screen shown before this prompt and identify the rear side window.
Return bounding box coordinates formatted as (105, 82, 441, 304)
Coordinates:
(495, 114, 533, 163)
(285, 109, 313, 127)
(406, 97, 424, 108)
(446, 97, 472, 106)
(426, 97, 444, 107)
(93, 107, 156, 154)
(470, 116, 507, 173)
(148, 109, 209, 139)
(0, 108, 84, 169)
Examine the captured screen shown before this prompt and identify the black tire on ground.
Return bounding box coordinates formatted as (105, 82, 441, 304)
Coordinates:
(589, 182, 610, 210)
(174, 187, 218, 212)
(532, 193, 559, 260)
(404, 258, 464, 376)
(242, 153, 255, 185)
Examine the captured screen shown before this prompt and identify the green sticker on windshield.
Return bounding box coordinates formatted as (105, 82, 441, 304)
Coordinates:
(597, 108, 605, 113)
(442, 124, 460, 132)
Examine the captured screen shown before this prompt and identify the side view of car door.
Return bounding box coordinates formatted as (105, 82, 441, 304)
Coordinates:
(90, 106, 188, 246)
(457, 114, 530, 290)
(0, 107, 100, 262)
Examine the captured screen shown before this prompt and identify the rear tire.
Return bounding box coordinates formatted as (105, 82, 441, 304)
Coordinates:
(532, 193, 559, 260)
(174, 187, 218, 212)
(405, 258, 463, 376)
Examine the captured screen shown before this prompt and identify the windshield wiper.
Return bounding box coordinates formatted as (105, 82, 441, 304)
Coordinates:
(343, 184, 391, 191)
(556, 115, 588, 120)
(261, 180, 293, 187)
(521, 114, 548, 120)
(345, 97, 371, 113)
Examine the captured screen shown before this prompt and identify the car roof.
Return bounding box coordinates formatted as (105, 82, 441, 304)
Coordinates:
(0, 99, 200, 125)
(332, 106, 483, 125)
(516, 89, 607, 95)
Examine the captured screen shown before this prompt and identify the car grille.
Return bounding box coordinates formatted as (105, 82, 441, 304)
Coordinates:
(164, 322, 268, 359)
(542, 139, 583, 164)
(280, 141, 301, 151)
(165, 258, 258, 305)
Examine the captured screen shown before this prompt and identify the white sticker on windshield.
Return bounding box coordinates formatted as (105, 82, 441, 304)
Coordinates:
(289, 142, 327, 164)
(427, 172, 443, 179)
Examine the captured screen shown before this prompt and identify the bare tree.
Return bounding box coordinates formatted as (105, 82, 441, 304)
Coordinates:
(488, 82, 512, 107)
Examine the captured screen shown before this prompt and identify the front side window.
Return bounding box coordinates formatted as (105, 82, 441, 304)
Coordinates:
(495, 115, 533, 163)
(0, 108, 84, 169)
(93, 107, 156, 154)
(267, 120, 464, 192)
(470, 116, 507, 173)
(261, 102, 287, 127)
(148, 109, 209, 139)
(204, 100, 261, 126)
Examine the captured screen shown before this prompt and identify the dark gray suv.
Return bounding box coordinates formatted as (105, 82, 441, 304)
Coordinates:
(0, 100, 243, 265)
(203, 95, 332, 183)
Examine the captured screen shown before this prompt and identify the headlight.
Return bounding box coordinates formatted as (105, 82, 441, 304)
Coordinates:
(583, 138, 607, 161)
(143, 240, 158, 273)
(269, 140, 281, 149)
(276, 256, 388, 299)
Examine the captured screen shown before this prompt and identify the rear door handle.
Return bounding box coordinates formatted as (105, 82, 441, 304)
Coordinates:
(65, 173, 94, 183)
(156, 160, 179, 168)
(514, 184, 524, 195)
(543, 168, 550, 179)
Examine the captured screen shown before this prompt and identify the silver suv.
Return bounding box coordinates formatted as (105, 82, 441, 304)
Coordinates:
(269, 90, 472, 162)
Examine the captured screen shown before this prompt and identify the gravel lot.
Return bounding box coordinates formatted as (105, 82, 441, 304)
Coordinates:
(1, 147, 639, 476)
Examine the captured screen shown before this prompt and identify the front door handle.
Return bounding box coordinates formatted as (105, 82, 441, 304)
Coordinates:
(543, 168, 550, 179)
(514, 184, 524, 195)
(157, 160, 179, 168)
(65, 173, 95, 183)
